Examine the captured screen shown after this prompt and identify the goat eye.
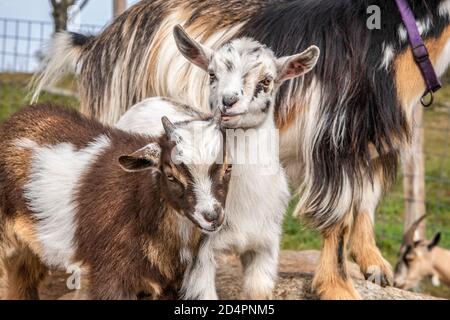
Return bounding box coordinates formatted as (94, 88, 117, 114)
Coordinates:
(209, 72, 217, 82)
(260, 78, 271, 87)
(225, 164, 233, 175)
(166, 174, 184, 194)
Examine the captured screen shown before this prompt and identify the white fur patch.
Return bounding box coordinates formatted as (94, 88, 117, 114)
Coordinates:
(19, 135, 110, 268)
(191, 169, 217, 216)
(434, 36, 450, 77)
(439, 0, 450, 18)
(31, 32, 82, 103)
(417, 17, 431, 37)
(181, 239, 218, 300)
(171, 120, 223, 166)
(178, 216, 195, 264)
(359, 175, 382, 222)
(431, 274, 441, 287)
(397, 17, 432, 44)
(116, 98, 196, 135)
(380, 43, 395, 70)
(398, 25, 408, 43)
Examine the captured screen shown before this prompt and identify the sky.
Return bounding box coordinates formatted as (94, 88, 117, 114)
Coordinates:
(0, 0, 140, 26)
(0, 0, 140, 71)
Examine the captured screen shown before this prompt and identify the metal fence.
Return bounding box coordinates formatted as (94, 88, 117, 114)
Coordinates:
(0, 17, 102, 73)
(0, 17, 449, 255)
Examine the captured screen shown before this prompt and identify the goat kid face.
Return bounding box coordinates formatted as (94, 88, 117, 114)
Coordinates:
(394, 233, 441, 290)
(119, 117, 231, 233)
(173, 25, 320, 129)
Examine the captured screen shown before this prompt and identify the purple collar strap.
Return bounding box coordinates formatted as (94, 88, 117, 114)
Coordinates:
(395, 0, 442, 107)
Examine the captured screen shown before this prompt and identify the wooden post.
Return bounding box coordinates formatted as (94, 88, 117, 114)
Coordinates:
(50, 0, 76, 33)
(113, 0, 127, 17)
(402, 104, 426, 239)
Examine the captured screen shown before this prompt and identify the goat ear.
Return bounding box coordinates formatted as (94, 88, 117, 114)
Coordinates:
(276, 45, 320, 82)
(428, 232, 441, 250)
(161, 116, 183, 144)
(119, 143, 161, 172)
(173, 25, 213, 71)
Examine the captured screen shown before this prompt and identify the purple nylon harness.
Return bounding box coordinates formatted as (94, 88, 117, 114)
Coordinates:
(395, 0, 442, 107)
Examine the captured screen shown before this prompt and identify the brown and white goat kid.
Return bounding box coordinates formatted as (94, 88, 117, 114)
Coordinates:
(116, 26, 320, 300)
(394, 216, 450, 291)
(0, 105, 231, 300)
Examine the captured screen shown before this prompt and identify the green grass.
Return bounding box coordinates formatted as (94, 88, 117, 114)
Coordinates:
(1, 72, 449, 298)
(0, 73, 78, 119)
(281, 196, 322, 250)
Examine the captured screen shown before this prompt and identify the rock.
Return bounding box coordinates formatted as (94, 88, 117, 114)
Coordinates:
(0, 250, 439, 300)
(216, 250, 439, 300)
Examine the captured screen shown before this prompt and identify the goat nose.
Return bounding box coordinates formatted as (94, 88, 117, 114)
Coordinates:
(202, 211, 219, 223)
(222, 94, 239, 109)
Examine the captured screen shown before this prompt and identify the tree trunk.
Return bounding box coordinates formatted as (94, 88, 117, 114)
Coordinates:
(113, 0, 127, 17)
(50, 0, 76, 33)
(402, 105, 426, 239)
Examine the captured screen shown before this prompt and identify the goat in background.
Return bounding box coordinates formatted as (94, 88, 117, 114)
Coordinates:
(394, 215, 450, 291)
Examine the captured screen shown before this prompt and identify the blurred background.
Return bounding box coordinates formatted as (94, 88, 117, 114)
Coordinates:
(0, 0, 449, 298)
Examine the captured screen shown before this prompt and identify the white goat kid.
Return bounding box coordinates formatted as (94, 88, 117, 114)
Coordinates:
(116, 25, 320, 299)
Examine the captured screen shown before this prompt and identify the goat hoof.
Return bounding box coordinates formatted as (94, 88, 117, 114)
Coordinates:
(363, 263, 393, 287)
(313, 278, 362, 300)
(364, 272, 392, 287)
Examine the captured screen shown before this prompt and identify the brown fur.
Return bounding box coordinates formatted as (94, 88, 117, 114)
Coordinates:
(312, 216, 361, 300)
(0, 215, 47, 300)
(13, 216, 44, 257)
(349, 212, 393, 287)
(431, 247, 450, 286)
(2, 246, 47, 300)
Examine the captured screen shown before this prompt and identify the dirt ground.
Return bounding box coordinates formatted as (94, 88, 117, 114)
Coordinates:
(0, 250, 439, 300)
